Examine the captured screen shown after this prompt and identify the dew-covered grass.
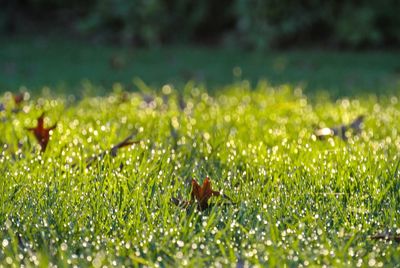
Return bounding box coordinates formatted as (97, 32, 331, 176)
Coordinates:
(0, 81, 400, 267)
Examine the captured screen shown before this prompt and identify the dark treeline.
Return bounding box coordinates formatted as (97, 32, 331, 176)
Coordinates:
(1, 0, 400, 49)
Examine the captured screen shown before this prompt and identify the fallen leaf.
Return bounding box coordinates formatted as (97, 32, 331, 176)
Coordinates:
(348, 115, 364, 134)
(26, 113, 57, 152)
(191, 177, 221, 210)
(315, 115, 365, 140)
(85, 132, 140, 168)
(13, 92, 29, 106)
(13, 93, 24, 105)
(110, 133, 140, 157)
(314, 127, 334, 137)
(371, 232, 400, 242)
(172, 177, 232, 211)
(330, 125, 348, 140)
(170, 197, 191, 209)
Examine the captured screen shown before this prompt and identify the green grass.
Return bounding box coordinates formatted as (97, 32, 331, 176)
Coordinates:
(1, 36, 400, 98)
(0, 82, 400, 266)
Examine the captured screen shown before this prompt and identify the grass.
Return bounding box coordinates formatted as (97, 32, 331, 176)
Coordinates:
(0, 81, 400, 266)
(1, 35, 400, 98)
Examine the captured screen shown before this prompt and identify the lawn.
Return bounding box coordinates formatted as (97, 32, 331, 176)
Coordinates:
(1, 36, 400, 98)
(0, 81, 400, 266)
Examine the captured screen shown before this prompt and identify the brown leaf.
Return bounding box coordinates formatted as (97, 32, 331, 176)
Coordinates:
(13, 92, 29, 106)
(191, 177, 221, 210)
(371, 233, 400, 242)
(110, 133, 140, 157)
(348, 115, 365, 134)
(315, 115, 365, 140)
(85, 133, 139, 168)
(172, 177, 227, 211)
(331, 125, 348, 140)
(314, 127, 334, 139)
(170, 197, 191, 209)
(26, 113, 57, 152)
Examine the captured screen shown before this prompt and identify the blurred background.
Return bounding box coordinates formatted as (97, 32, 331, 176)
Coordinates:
(1, 0, 400, 97)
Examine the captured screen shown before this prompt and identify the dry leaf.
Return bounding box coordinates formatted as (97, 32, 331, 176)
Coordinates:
(110, 133, 139, 157)
(170, 197, 191, 209)
(13, 92, 29, 106)
(85, 132, 139, 168)
(172, 177, 231, 211)
(13, 93, 24, 105)
(371, 232, 400, 242)
(191, 177, 221, 210)
(315, 115, 365, 140)
(26, 113, 57, 152)
(348, 115, 364, 134)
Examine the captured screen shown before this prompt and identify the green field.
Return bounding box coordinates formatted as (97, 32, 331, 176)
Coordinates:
(1, 81, 400, 266)
(1, 36, 400, 98)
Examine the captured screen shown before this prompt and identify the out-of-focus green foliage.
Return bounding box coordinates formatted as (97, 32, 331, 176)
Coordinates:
(1, 0, 399, 48)
(236, 0, 400, 48)
(78, 0, 234, 45)
(77, 0, 167, 45)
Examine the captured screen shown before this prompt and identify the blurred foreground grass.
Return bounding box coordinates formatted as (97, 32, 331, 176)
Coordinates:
(1, 36, 400, 98)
